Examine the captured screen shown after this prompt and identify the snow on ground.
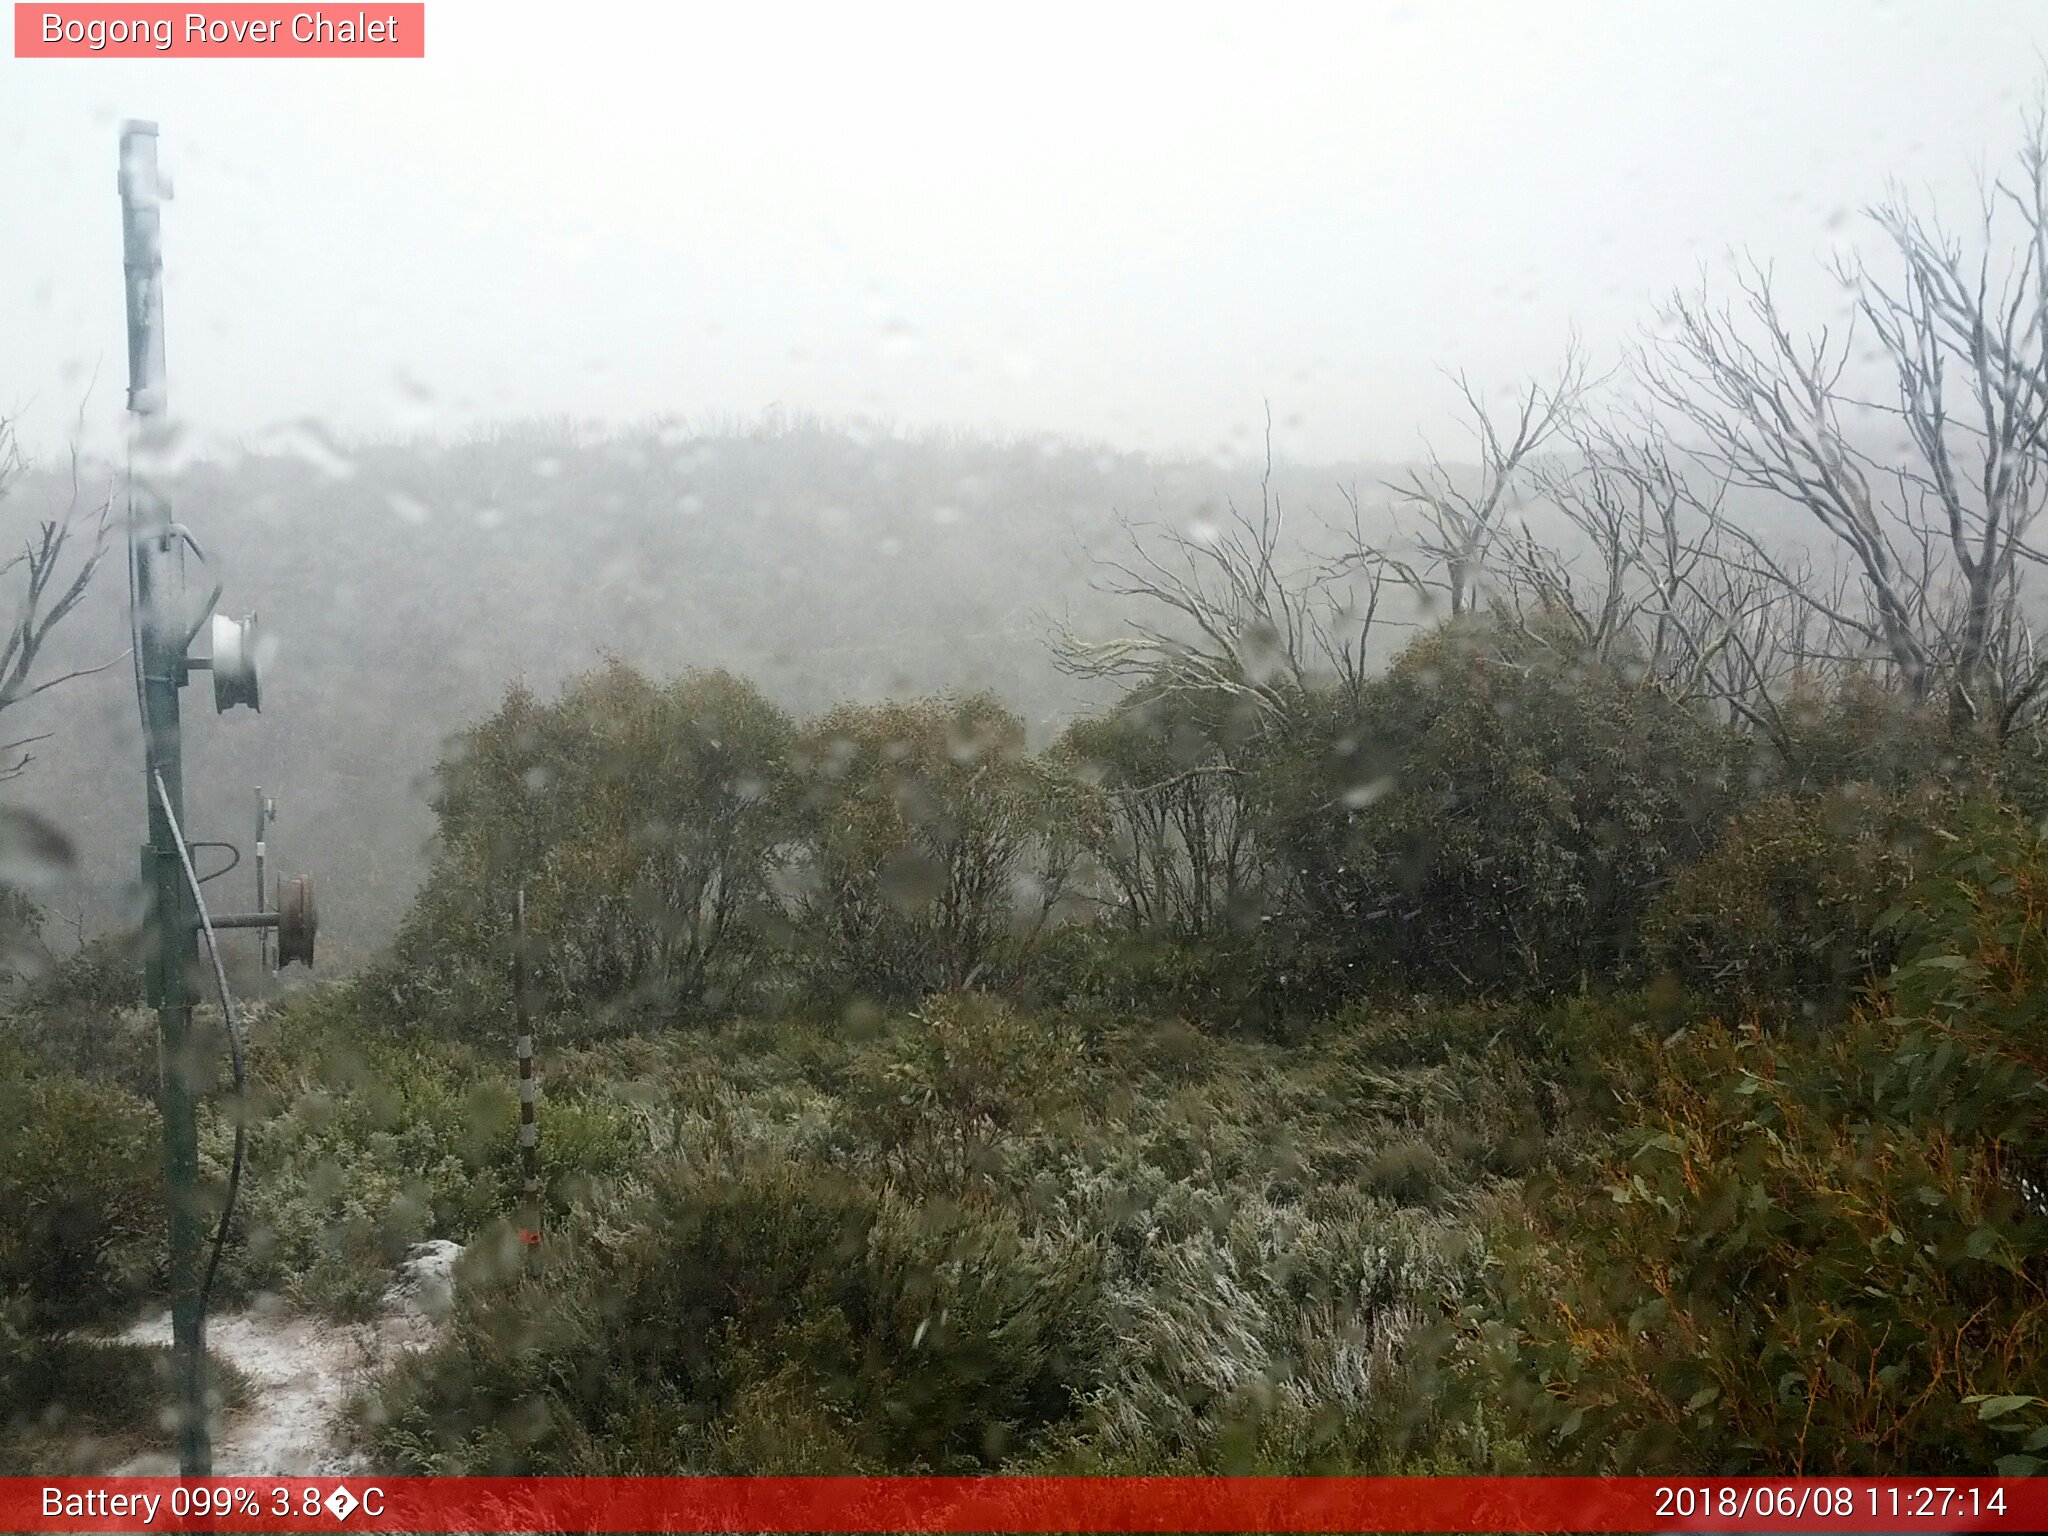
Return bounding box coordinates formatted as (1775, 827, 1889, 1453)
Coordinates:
(113, 1240, 461, 1476)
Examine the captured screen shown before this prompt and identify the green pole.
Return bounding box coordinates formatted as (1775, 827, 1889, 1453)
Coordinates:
(121, 118, 209, 1478)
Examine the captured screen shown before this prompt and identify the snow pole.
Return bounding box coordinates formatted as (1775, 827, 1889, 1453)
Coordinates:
(513, 889, 541, 1277)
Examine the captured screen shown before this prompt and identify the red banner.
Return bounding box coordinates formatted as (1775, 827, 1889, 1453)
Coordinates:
(5, 1477, 2045, 1533)
(13, 4, 423, 57)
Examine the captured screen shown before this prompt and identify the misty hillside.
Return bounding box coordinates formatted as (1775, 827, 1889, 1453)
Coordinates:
(18, 5, 2048, 1492)
(7, 417, 1402, 954)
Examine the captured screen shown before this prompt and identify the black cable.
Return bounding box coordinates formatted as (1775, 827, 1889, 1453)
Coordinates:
(188, 841, 241, 885)
(130, 473, 246, 1325)
(125, 487, 150, 751)
(132, 488, 244, 1320)
(153, 771, 246, 1318)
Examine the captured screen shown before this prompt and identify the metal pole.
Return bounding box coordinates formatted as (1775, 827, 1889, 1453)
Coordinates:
(513, 890, 541, 1278)
(121, 118, 209, 1477)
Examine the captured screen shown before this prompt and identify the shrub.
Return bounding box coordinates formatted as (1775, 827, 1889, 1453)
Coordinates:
(1052, 675, 1268, 939)
(789, 693, 1068, 1004)
(1066, 1176, 1492, 1472)
(364, 1155, 1107, 1473)
(1642, 786, 1935, 1023)
(0, 996, 156, 1100)
(2, 1321, 164, 1432)
(1252, 615, 1732, 996)
(21, 930, 143, 1015)
(0, 1294, 253, 1473)
(1357, 1139, 1451, 1207)
(842, 993, 1083, 1189)
(0, 1308, 166, 1462)
(0, 1073, 162, 1331)
(222, 1012, 641, 1318)
(393, 663, 796, 1028)
(1311, 1000, 1588, 1186)
(1021, 925, 1289, 1032)
(1486, 805, 2048, 1473)
(1763, 678, 1989, 796)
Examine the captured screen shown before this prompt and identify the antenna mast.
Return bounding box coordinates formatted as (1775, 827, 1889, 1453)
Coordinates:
(120, 117, 211, 1477)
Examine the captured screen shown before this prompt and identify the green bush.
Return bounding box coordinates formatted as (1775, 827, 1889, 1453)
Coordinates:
(21, 930, 143, 1015)
(1357, 1138, 1452, 1207)
(841, 992, 1083, 1189)
(1023, 925, 1281, 1028)
(0, 1073, 162, 1331)
(1052, 674, 1268, 939)
(1485, 805, 2048, 1473)
(393, 662, 796, 1030)
(1764, 678, 1988, 796)
(1253, 616, 1733, 996)
(1311, 1000, 1591, 1186)
(222, 1009, 641, 1318)
(0, 997, 156, 1100)
(2, 1310, 166, 1433)
(0, 1294, 254, 1473)
(789, 693, 1068, 1005)
(1642, 786, 1934, 1022)
(364, 1155, 1106, 1473)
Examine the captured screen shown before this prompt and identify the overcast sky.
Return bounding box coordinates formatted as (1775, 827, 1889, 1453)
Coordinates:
(5, 1, 2048, 465)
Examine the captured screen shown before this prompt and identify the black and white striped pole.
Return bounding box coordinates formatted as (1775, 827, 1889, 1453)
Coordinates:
(254, 789, 275, 973)
(513, 889, 541, 1277)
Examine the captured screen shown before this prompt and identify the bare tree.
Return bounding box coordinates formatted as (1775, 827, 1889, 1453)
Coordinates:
(1052, 413, 1403, 933)
(0, 417, 119, 779)
(1053, 685, 1265, 940)
(1640, 106, 2048, 742)
(1055, 409, 1392, 721)
(1855, 117, 2048, 736)
(1505, 415, 1721, 676)
(1380, 342, 1590, 617)
(1497, 410, 1840, 756)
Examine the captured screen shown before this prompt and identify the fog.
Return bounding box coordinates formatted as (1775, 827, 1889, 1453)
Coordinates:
(2, 423, 1399, 952)
(15, 5, 2048, 1488)
(8, 1, 2048, 949)
(6, 2, 2047, 462)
